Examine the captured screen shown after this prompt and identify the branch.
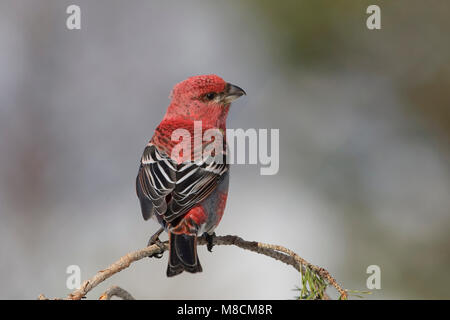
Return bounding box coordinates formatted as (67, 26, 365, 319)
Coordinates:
(40, 235, 347, 300)
(99, 285, 135, 300)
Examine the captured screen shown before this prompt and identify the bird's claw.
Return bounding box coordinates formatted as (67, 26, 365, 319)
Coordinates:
(203, 232, 216, 252)
(147, 228, 165, 259)
(148, 238, 165, 259)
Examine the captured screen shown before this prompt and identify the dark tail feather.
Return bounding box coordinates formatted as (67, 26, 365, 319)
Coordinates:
(167, 232, 202, 277)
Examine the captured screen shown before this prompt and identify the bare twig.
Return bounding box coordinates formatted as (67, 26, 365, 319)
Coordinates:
(40, 235, 346, 300)
(201, 235, 346, 299)
(99, 285, 135, 300)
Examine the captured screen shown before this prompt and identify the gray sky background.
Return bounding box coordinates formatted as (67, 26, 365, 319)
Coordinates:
(0, 1, 449, 299)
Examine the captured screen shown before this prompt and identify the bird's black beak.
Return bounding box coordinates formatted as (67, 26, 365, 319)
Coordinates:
(223, 83, 246, 103)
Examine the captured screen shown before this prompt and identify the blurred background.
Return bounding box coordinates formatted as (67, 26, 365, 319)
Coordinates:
(0, 0, 449, 299)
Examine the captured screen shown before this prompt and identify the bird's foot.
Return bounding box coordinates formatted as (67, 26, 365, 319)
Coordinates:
(202, 232, 216, 252)
(147, 227, 165, 259)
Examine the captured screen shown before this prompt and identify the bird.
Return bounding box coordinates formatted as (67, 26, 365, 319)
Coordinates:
(136, 74, 246, 277)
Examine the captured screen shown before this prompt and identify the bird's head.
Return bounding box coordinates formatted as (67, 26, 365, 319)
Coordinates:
(164, 74, 246, 127)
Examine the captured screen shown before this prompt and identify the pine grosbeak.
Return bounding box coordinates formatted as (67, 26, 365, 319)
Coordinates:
(136, 75, 245, 276)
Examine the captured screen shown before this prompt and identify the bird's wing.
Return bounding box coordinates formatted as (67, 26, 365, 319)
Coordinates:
(165, 156, 228, 223)
(136, 143, 228, 224)
(136, 143, 177, 220)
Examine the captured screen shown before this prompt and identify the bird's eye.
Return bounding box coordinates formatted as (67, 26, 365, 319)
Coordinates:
(205, 92, 216, 100)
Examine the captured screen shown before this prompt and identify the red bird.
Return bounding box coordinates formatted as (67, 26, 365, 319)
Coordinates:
(136, 75, 246, 277)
